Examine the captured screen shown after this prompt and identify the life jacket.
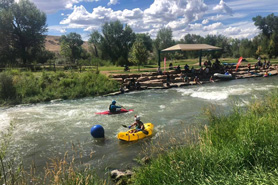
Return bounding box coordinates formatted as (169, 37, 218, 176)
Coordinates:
(136, 121, 145, 130)
(109, 104, 113, 111)
(109, 104, 116, 112)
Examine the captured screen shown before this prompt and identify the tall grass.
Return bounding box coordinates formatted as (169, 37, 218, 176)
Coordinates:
(131, 92, 278, 184)
(0, 123, 105, 185)
(0, 70, 119, 105)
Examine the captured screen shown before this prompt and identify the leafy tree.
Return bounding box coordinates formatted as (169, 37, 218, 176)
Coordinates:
(130, 40, 149, 71)
(88, 30, 101, 58)
(154, 27, 175, 62)
(181, 34, 204, 44)
(154, 27, 174, 50)
(100, 20, 136, 65)
(0, 5, 14, 66)
(11, 0, 47, 64)
(60, 32, 84, 63)
(253, 13, 278, 39)
(135, 33, 153, 52)
(36, 50, 55, 64)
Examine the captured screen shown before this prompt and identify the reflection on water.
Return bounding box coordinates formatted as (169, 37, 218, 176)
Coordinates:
(1, 76, 278, 177)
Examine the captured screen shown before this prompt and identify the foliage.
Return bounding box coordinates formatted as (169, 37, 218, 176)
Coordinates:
(253, 13, 278, 39)
(96, 20, 136, 65)
(60, 32, 84, 64)
(0, 71, 119, 105)
(88, 30, 102, 58)
(0, 0, 47, 65)
(131, 91, 278, 184)
(0, 72, 16, 102)
(130, 40, 149, 71)
(135, 33, 153, 52)
(253, 14, 278, 58)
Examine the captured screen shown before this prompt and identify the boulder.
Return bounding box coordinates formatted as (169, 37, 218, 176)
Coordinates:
(137, 76, 149, 82)
(156, 75, 167, 79)
(111, 169, 134, 181)
(141, 81, 163, 87)
(112, 78, 123, 82)
(148, 76, 156, 80)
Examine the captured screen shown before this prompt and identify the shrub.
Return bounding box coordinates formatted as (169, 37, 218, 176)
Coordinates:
(0, 73, 16, 100)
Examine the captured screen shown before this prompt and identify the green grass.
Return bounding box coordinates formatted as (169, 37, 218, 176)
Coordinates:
(130, 91, 278, 184)
(0, 70, 119, 105)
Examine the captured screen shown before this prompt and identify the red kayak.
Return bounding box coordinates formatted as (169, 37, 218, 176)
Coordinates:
(95, 109, 134, 115)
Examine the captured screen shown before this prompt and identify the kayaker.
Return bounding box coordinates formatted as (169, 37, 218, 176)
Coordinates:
(109, 100, 121, 113)
(129, 116, 145, 133)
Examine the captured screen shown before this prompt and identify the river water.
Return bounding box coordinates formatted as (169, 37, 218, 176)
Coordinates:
(1, 76, 278, 178)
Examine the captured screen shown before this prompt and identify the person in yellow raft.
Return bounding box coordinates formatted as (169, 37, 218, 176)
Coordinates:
(128, 115, 145, 133)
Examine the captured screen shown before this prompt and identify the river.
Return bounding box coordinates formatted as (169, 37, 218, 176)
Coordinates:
(1, 76, 278, 178)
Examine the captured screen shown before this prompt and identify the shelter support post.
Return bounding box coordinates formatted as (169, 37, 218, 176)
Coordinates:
(158, 50, 161, 68)
(199, 50, 202, 66)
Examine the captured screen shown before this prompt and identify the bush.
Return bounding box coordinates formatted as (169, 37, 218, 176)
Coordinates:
(0, 73, 16, 101)
(0, 71, 119, 105)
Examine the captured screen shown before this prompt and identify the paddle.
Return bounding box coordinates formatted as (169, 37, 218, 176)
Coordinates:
(122, 125, 149, 135)
(118, 104, 127, 110)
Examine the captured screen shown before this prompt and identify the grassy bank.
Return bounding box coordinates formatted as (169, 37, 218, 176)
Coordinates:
(0, 70, 119, 105)
(131, 92, 278, 184)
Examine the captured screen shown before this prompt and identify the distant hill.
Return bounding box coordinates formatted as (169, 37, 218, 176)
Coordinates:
(45, 35, 89, 53)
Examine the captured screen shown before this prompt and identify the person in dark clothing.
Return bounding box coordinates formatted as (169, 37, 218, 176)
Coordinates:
(169, 63, 173, 70)
(184, 64, 189, 72)
(176, 65, 181, 73)
(135, 81, 141, 90)
(109, 100, 121, 113)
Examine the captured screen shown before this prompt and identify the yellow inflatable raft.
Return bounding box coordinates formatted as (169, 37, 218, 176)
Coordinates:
(117, 123, 154, 141)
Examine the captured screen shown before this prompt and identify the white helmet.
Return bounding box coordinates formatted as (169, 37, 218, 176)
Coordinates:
(135, 116, 140, 121)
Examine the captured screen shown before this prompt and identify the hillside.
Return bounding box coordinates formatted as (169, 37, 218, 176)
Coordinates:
(45, 35, 89, 53)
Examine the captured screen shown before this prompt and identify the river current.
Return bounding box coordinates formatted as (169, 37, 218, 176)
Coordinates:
(1, 76, 278, 177)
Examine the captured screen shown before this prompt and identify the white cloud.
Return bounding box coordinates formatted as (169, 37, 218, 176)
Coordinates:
(203, 22, 223, 31)
(108, 0, 118, 6)
(26, 0, 100, 14)
(60, 29, 67, 33)
(60, 0, 209, 38)
(202, 19, 209, 24)
(55, 0, 262, 41)
(213, 0, 233, 16)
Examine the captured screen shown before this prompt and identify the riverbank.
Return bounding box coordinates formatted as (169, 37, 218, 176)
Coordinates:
(0, 70, 119, 106)
(128, 90, 278, 184)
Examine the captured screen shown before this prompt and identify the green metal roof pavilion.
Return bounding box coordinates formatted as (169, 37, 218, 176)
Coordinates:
(158, 44, 222, 67)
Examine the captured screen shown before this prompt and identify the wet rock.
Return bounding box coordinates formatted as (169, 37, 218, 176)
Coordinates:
(141, 156, 151, 164)
(50, 99, 63, 103)
(111, 169, 134, 181)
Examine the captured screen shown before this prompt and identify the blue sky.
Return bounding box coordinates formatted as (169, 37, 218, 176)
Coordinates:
(21, 0, 278, 40)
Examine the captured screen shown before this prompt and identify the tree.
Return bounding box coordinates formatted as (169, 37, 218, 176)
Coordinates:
(100, 20, 136, 65)
(135, 33, 153, 52)
(60, 32, 84, 63)
(11, 0, 47, 64)
(130, 40, 149, 71)
(0, 4, 14, 66)
(154, 27, 174, 50)
(88, 30, 102, 58)
(253, 14, 278, 39)
(253, 14, 278, 58)
(154, 27, 175, 61)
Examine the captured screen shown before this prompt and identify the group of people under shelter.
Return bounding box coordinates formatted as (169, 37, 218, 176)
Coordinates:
(120, 57, 273, 92)
(164, 58, 226, 86)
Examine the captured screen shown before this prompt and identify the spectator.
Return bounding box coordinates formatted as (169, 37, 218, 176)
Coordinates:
(169, 63, 173, 70)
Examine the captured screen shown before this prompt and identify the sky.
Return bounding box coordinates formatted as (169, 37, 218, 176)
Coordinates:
(20, 0, 278, 41)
